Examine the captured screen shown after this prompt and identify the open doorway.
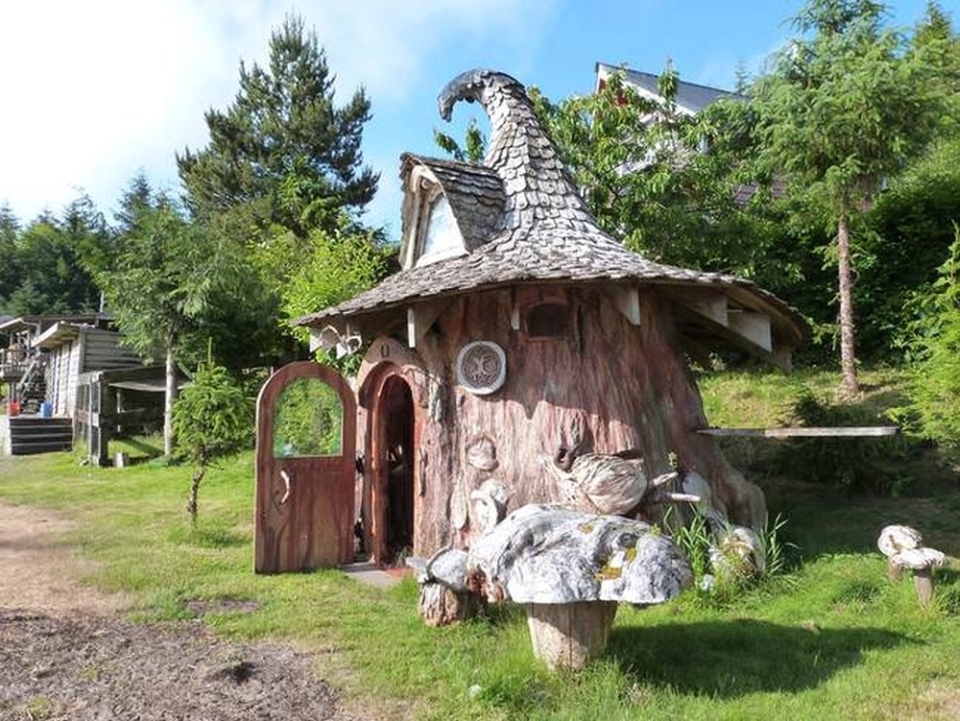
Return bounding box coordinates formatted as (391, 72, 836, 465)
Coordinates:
(379, 375, 414, 564)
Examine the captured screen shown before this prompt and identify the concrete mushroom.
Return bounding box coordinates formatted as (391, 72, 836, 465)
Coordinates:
(877, 525, 947, 605)
(877, 524, 923, 581)
(466, 504, 692, 670)
(890, 547, 948, 606)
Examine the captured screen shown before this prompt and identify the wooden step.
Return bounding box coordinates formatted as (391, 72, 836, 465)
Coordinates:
(7, 417, 74, 455)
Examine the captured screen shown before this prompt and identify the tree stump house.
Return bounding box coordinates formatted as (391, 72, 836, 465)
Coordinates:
(254, 69, 805, 572)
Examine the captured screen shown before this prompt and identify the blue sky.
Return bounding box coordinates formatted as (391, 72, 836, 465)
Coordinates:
(0, 0, 938, 240)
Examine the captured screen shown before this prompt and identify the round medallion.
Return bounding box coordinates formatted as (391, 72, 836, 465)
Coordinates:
(456, 341, 507, 395)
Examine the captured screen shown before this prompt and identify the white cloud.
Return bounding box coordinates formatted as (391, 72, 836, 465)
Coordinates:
(0, 0, 553, 224)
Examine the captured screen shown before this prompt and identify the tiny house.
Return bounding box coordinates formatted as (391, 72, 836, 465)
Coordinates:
(254, 69, 805, 572)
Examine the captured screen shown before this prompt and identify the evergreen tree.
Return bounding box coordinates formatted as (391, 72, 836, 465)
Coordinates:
(4, 199, 104, 316)
(91, 187, 237, 457)
(177, 15, 378, 238)
(751, 0, 942, 394)
(0, 205, 20, 311)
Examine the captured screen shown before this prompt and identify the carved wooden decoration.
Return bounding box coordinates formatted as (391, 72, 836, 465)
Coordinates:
(456, 341, 506, 395)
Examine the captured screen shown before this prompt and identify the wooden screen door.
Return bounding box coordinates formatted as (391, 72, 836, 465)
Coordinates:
(254, 361, 357, 573)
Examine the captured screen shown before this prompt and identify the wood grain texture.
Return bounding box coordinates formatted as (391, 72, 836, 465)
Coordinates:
(254, 362, 356, 573)
(357, 284, 767, 560)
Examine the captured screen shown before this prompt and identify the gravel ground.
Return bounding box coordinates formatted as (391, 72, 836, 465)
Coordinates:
(0, 501, 367, 721)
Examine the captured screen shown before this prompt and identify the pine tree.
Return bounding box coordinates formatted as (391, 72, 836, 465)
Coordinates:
(177, 15, 378, 238)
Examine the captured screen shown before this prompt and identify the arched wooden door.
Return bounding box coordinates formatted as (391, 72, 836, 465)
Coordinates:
(254, 361, 356, 573)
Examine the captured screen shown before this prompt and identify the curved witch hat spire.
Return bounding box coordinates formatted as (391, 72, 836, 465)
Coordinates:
(438, 69, 595, 234)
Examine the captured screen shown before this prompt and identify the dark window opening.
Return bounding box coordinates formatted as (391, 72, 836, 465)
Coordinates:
(526, 302, 570, 339)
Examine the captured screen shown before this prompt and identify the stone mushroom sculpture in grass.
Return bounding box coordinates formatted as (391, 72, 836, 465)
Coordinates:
(466, 504, 693, 670)
(877, 524, 948, 606)
(406, 480, 511, 627)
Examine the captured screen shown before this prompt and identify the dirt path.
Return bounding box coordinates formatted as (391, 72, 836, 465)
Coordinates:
(0, 501, 367, 721)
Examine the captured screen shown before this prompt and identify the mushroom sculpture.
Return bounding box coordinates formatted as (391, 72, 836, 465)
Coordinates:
(466, 504, 692, 670)
(877, 524, 948, 606)
(406, 481, 510, 627)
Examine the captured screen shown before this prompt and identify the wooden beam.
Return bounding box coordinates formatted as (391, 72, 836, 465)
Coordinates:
(672, 293, 792, 371)
(607, 286, 641, 326)
(689, 293, 728, 325)
(697, 426, 900, 438)
(407, 300, 449, 348)
(727, 310, 772, 352)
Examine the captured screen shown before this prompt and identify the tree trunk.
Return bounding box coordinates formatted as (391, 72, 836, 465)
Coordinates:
(417, 582, 481, 627)
(164, 335, 178, 458)
(837, 208, 859, 396)
(187, 466, 206, 527)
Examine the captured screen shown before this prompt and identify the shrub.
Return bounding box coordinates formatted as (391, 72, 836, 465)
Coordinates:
(172, 360, 253, 525)
(909, 226, 960, 454)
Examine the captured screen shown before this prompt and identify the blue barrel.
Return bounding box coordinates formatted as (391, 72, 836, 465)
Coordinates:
(40, 401, 53, 418)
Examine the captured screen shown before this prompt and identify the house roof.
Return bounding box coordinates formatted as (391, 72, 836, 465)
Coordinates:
(0, 313, 108, 335)
(595, 62, 746, 115)
(295, 69, 805, 354)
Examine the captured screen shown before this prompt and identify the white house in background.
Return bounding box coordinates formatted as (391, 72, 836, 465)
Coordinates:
(33, 318, 145, 418)
(594, 62, 745, 116)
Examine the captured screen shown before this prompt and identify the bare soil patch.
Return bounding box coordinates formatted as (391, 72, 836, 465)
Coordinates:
(0, 502, 367, 721)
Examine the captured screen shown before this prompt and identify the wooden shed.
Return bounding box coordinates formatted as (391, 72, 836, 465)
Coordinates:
(255, 69, 805, 572)
(32, 319, 143, 418)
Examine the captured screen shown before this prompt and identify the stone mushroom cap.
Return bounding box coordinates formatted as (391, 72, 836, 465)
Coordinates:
(890, 547, 948, 571)
(877, 524, 923, 557)
(407, 547, 470, 592)
(466, 504, 692, 606)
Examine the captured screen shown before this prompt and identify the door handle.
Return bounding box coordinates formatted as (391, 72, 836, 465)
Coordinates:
(279, 470, 291, 504)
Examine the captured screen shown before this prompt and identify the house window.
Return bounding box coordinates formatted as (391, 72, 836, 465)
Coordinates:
(417, 194, 463, 266)
(525, 302, 570, 340)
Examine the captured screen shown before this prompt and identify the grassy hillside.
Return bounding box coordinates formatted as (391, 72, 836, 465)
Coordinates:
(1, 367, 958, 720)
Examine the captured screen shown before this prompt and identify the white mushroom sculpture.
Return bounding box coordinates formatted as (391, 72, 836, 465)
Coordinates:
(466, 504, 693, 670)
(877, 524, 948, 606)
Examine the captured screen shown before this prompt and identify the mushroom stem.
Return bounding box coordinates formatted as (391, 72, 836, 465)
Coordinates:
(913, 569, 935, 606)
(888, 559, 902, 582)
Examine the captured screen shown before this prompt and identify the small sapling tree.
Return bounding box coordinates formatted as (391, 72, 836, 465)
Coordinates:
(173, 358, 252, 526)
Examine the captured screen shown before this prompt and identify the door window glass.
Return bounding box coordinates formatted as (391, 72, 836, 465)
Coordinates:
(272, 378, 343, 457)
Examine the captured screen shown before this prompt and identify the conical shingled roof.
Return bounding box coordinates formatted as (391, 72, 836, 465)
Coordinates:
(295, 69, 804, 350)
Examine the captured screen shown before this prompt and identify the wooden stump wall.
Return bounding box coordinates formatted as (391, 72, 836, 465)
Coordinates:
(361, 285, 767, 558)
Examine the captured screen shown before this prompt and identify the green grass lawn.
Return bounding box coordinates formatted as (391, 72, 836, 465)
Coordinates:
(1, 367, 958, 720)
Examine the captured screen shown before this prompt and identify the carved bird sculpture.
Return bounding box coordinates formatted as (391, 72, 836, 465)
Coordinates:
(543, 445, 699, 517)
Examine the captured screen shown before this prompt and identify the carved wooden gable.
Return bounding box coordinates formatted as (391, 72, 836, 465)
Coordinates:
(398, 154, 506, 271)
